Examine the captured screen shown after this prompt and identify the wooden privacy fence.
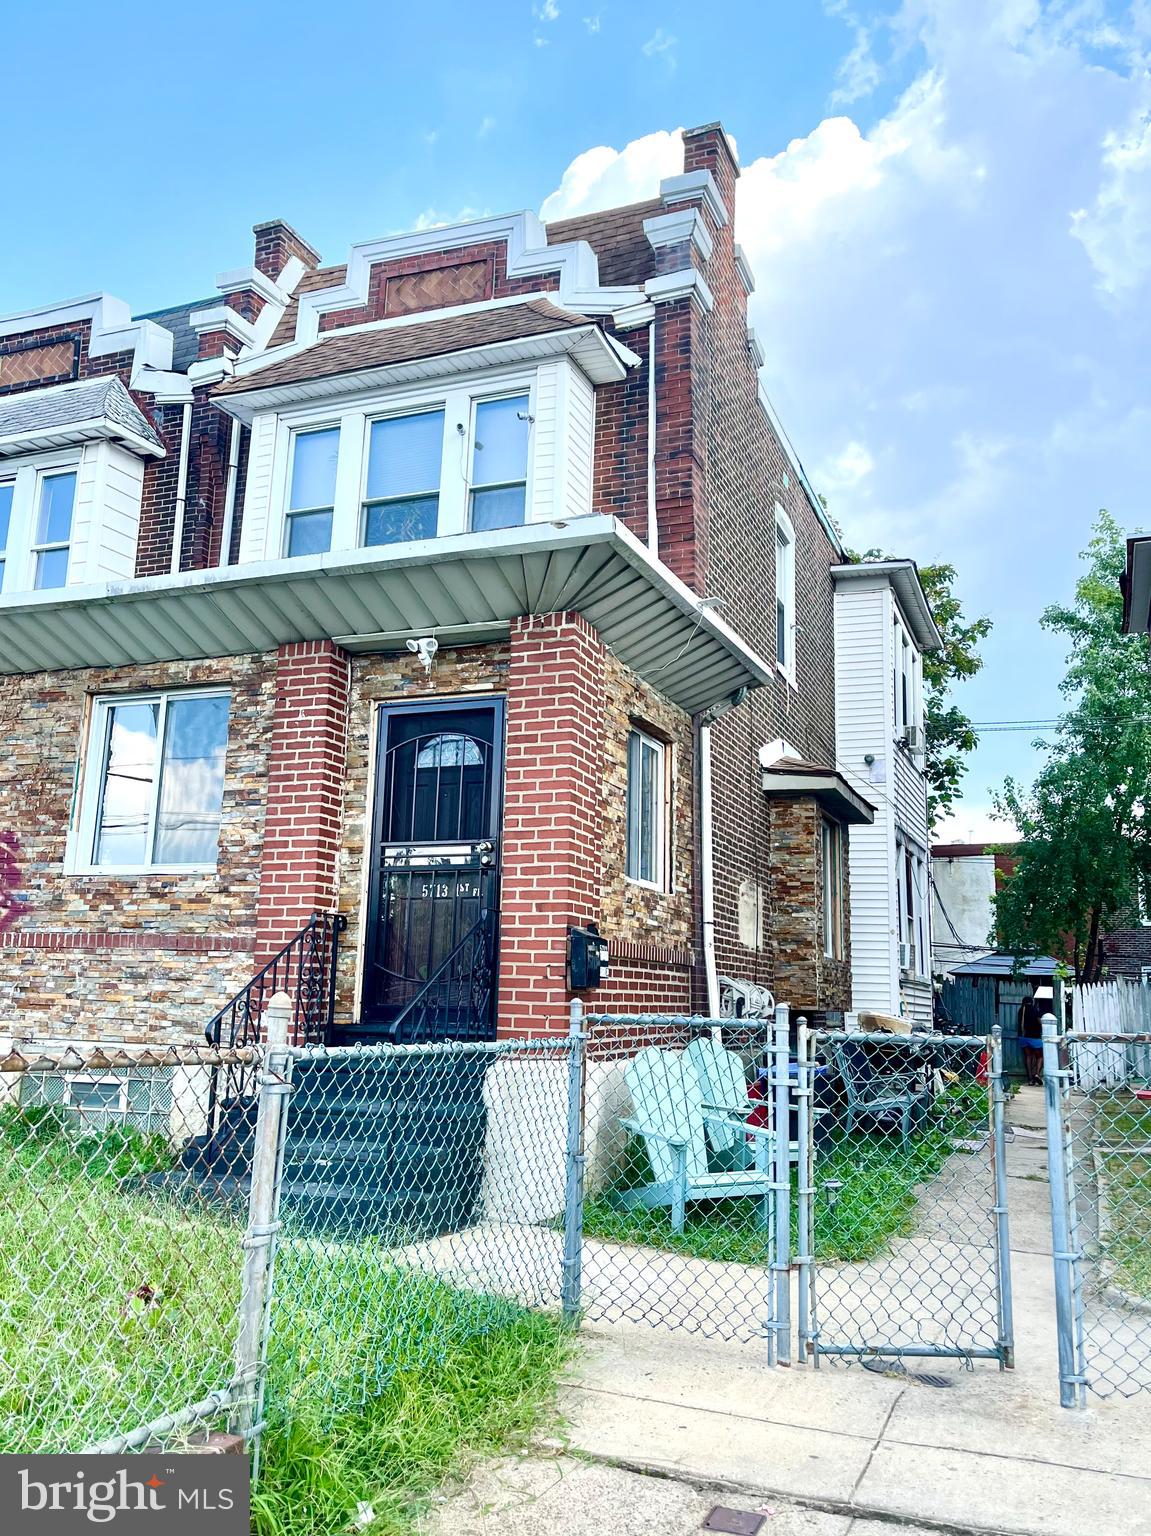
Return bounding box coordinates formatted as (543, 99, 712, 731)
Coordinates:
(1073, 980, 1151, 1088)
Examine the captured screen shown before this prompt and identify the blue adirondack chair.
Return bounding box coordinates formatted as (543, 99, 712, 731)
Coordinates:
(684, 1035, 757, 1163)
(615, 1047, 774, 1233)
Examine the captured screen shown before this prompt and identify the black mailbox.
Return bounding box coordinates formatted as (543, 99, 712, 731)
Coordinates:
(568, 923, 609, 989)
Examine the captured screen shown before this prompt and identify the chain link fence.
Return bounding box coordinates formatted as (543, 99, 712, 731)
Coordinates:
(798, 1026, 1012, 1370)
(1044, 1024, 1151, 1403)
(0, 1014, 580, 1459)
(578, 1009, 786, 1348)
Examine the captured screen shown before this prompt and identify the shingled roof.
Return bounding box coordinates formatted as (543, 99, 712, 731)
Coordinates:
(0, 376, 164, 458)
(544, 198, 662, 288)
(215, 298, 605, 397)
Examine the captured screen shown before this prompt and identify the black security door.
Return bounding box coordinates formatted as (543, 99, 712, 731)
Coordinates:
(352, 699, 503, 1044)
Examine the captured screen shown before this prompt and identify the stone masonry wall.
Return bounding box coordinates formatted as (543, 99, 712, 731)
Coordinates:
(0, 654, 275, 1042)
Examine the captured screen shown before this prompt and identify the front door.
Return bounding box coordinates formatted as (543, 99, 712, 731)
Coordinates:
(351, 699, 503, 1044)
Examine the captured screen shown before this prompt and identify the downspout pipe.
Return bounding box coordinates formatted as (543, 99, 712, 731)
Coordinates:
(218, 418, 242, 568)
(169, 401, 193, 577)
(646, 317, 658, 556)
(697, 686, 749, 1018)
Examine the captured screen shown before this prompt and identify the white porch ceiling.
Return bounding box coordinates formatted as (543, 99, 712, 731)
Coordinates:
(0, 517, 772, 716)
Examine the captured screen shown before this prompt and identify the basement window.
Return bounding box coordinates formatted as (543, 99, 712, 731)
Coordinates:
(73, 688, 231, 874)
(626, 727, 668, 888)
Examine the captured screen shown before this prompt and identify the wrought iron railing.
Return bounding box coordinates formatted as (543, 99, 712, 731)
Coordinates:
(199, 913, 346, 1161)
(385, 907, 498, 1044)
(204, 912, 347, 1051)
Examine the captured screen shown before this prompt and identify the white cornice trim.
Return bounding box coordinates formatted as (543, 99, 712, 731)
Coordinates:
(658, 170, 729, 229)
(215, 265, 285, 307)
(188, 305, 259, 348)
(644, 269, 715, 314)
(129, 369, 194, 404)
(611, 300, 657, 330)
(734, 244, 756, 295)
(0, 294, 174, 388)
(643, 208, 714, 262)
(747, 326, 765, 368)
(291, 210, 644, 346)
(188, 358, 235, 390)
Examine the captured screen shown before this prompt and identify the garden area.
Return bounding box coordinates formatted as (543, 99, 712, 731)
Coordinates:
(1090, 1092, 1151, 1301)
(583, 1079, 990, 1266)
(0, 1104, 568, 1536)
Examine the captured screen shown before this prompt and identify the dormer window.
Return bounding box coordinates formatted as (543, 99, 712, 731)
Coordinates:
(32, 470, 76, 589)
(470, 394, 530, 532)
(364, 409, 444, 545)
(285, 427, 338, 557)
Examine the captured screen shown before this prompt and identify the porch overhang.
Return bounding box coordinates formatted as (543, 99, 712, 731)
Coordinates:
(0, 516, 774, 715)
(760, 763, 875, 825)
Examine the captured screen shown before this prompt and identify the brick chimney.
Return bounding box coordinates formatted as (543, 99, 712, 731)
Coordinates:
(682, 122, 740, 225)
(253, 219, 322, 283)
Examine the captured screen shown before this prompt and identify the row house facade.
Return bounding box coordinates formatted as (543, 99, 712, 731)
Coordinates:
(0, 123, 936, 1053)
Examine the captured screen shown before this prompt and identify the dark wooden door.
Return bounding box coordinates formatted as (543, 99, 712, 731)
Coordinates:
(351, 699, 503, 1044)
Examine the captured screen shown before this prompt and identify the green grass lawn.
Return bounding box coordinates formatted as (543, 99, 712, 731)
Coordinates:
(0, 1105, 568, 1536)
(584, 1081, 989, 1266)
(1090, 1092, 1151, 1299)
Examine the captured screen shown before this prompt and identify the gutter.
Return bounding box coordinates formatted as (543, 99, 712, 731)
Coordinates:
(646, 317, 658, 556)
(217, 418, 242, 568)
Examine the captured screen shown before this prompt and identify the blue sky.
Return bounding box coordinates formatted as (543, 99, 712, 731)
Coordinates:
(5, 0, 1150, 838)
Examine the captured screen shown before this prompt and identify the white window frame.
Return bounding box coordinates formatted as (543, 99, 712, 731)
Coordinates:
(270, 368, 537, 557)
(896, 836, 928, 979)
(774, 503, 797, 685)
(822, 817, 845, 959)
(0, 474, 13, 592)
(0, 449, 80, 596)
(64, 1074, 129, 1120)
(69, 686, 231, 876)
(625, 726, 669, 890)
(283, 422, 341, 558)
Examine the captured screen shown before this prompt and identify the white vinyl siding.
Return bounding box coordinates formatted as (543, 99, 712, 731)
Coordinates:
(834, 575, 933, 1021)
(237, 355, 596, 565)
(0, 440, 144, 598)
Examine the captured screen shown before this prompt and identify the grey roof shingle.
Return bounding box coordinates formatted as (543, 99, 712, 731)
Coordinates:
(0, 376, 163, 455)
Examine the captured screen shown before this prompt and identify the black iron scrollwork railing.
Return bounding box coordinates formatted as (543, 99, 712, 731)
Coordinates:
(204, 912, 347, 1051)
(386, 908, 498, 1045)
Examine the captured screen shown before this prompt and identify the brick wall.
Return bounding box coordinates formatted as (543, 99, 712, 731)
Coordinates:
(766, 797, 852, 1011)
(0, 654, 275, 1042)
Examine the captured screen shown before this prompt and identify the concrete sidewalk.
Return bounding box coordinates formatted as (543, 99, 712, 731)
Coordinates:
(424, 1087, 1151, 1535)
(556, 1087, 1151, 1536)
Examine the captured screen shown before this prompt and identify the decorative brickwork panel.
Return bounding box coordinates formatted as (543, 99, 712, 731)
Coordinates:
(0, 339, 78, 393)
(0, 654, 275, 1043)
(384, 260, 494, 317)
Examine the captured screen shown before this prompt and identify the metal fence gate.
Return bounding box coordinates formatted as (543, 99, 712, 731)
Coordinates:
(1042, 1020, 1151, 1404)
(796, 1025, 1014, 1369)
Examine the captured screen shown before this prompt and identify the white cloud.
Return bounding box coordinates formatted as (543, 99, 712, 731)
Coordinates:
(583, 13, 601, 32)
(533, 0, 561, 18)
(823, 1, 883, 105)
(539, 1, 1151, 816)
(539, 129, 683, 221)
(1072, 109, 1151, 294)
(641, 26, 677, 63)
(477, 116, 496, 140)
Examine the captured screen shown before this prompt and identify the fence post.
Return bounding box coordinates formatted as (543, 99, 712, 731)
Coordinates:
(561, 997, 588, 1324)
(771, 1003, 792, 1366)
(990, 1024, 1015, 1369)
(1041, 1013, 1084, 1408)
(232, 991, 294, 1449)
(795, 1016, 813, 1364)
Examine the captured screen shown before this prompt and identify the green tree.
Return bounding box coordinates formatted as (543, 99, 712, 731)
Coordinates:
(847, 551, 991, 825)
(993, 511, 1151, 982)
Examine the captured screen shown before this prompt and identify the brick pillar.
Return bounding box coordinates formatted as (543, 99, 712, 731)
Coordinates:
(497, 613, 606, 1036)
(255, 640, 350, 963)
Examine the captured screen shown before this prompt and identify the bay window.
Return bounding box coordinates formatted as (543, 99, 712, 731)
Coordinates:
(74, 689, 231, 873)
(285, 427, 339, 557)
(363, 409, 444, 545)
(470, 394, 530, 531)
(32, 469, 77, 589)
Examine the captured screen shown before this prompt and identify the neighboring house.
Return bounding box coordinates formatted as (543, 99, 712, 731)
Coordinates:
(0, 123, 907, 1053)
(931, 841, 1019, 979)
(832, 562, 942, 1023)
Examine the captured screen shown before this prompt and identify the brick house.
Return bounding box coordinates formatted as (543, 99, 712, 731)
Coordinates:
(0, 123, 908, 1053)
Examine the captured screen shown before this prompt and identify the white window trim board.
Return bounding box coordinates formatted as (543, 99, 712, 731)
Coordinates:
(625, 727, 669, 891)
(774, 502, 797, 687)
(66, 686, 231, 877)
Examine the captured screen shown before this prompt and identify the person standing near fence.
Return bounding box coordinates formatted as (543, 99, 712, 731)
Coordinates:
(1019, 988, 1045, 1086)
